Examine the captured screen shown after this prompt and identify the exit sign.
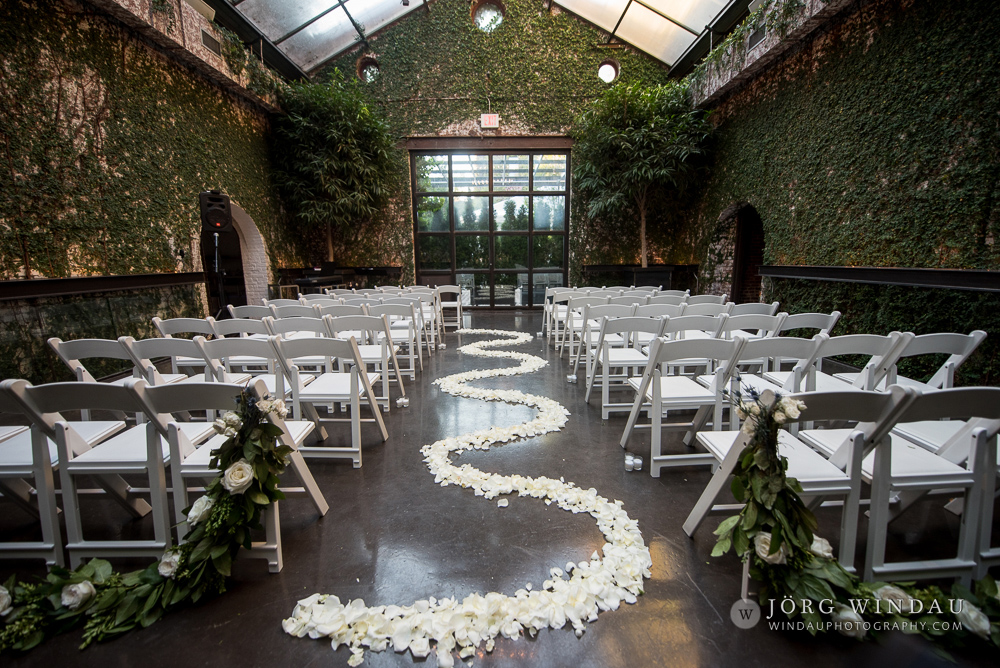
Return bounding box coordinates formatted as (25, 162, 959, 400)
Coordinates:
(480, 113, 499, 129)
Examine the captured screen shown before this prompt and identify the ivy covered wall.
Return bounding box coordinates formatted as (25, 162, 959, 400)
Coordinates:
(691, 0, 1000, 384)
(0, 0, 301, 281)
(316, 0, 698, 280)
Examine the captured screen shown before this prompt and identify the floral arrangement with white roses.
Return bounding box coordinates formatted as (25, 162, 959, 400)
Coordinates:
(0, 390, 293, 654)
(714, 387, 1000, 652)
(282, 329, 652, 667)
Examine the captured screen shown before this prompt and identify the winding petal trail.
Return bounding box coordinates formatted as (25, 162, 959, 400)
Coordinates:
(282, 329, 652, 667)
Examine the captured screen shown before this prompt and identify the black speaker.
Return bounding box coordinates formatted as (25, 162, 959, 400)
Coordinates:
(200, 190, 233, 232)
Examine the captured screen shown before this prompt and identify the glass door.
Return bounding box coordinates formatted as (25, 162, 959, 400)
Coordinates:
(412, 150, 568, 307)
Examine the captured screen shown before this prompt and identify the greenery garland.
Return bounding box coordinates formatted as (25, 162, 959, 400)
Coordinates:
(713, 388, 1000, 651)
(0, 390, 292, 653)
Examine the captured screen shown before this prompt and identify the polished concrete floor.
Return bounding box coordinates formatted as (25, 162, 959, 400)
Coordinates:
(1, 311, 996, 667)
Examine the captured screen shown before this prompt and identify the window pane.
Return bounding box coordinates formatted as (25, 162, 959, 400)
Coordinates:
(457, 273, 490, 307)
(455, 235, 490, 269)
(494, 196, 528, 231)
(533, 154, 567, 191)
(494, 272, 527, 306)
(494, 235, 528, 269)
(532, 196, 565, 231)
(452, 154, 489, 192)
(492, 154, 529, 191)
(414, 155, 449, 192)
(417, 235, 451, 270)
(416, 196, 449, 231)
(532, 235, 564, 269)
(532, 272, 565, 305)
(453, 196, 489, 231)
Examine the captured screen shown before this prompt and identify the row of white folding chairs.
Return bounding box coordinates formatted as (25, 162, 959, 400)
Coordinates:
(251, 293, 442, 352)
(578, 312, 793, 418)
(548, 291, 734, 354)
(50, 334, 386, 467)
(48, 328, 392, 463)
(0, 377, 328, 570)
(617, 328, 985, 459)
(679, 380, 1000, 584)
(156, 309, 423, 382)
(542, 286, 683, 344)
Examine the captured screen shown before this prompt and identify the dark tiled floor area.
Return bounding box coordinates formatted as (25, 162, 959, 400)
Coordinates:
(1, 311, 996, 667)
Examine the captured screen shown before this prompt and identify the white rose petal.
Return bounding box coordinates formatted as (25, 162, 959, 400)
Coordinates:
(222, 459, 254, 495)
(873, 585, 914, 614)
(158, 550, 182, 579)
(809, 535, 834, 560)
(832, 603, 866, 639)
(280, 329, 651, 663)
(0, 585, 12, 616)
(186, 495, 215, 526)
(754, 532, 786, 565)
(61, 580, 96, 610)
(955, 601, 991, 640)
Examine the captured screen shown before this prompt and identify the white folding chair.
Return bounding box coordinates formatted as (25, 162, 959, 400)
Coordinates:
(654, 289, 687, 298)
(437, 285, 463, 331)
(48, 336, 138, 386)
(152, 316, 216, 375)
(0, 385, 64, 565)
(210, 317, 272, 373)
(682, 302, 734, 317)
(776, 311, 841, 336)
(120, 336, 247, 386)
(195, 335, 312, 398)
(728, 301, 780, 316)
(315, 304, 368, 318)
(620, 337, 745, 475)
(682, 387, 912, 571)
(271, 336, 388, 467)
(762, 332, 912, 393)
(325, 314, 405, 410)
(686, 294, 728, 305)
(547, 289, 586, 348)
(717, 313, 787, 340)
(834, 330, 986, 392)
(648, 294, 686, 306)
(369, 303, 423, 378)
(265, 299, 303, 307)
(133, 379, 329, 572)
(861, 387, 1000, 583)
(561, 296, 610, 358)
(585, 315, 666, 419)
(8, 380, 176, 567)
(270, 304, 319, 319)
(229, 304, 272, 319)
(571, 303, 636, 375)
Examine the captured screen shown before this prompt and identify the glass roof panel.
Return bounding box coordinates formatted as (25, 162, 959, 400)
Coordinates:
(616, 3, 698, 65)
(346, 0, 422, 42)
(555, 0, 631, 32)
(281, 5, 360, 72)
(642, 0, 729, 32)
(238, 0, 340, 42)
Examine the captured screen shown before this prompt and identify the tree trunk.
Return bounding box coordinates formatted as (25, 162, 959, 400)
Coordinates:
(639, 197, 648, 268)
(326, 221, 334, 262)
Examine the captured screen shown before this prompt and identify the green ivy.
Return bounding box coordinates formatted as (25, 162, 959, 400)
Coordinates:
(689, 0, 1000, 384)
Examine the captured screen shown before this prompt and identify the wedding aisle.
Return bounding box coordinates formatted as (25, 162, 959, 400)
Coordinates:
(0, 312, 985, 667)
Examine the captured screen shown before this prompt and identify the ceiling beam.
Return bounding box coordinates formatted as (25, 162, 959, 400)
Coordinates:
(273, 1, 347, 46)
(202, 0, 307, 80)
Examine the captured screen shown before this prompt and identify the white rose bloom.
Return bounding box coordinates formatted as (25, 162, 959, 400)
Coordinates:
(873, 585, 914, 614)
(754, 532, 787, 565)
(222, 411, 243, 429)
(187, 495, 215, 526)
(158, 550, 182, 579)
(212, 418, 229, 436)
(222, 459, 255, 495)
(61, 580, 96, 610)
(955, 601, 991, 640)
(779, 396, 803, 420)
(809, 535, 834, 560)
(832, 603, 866, 639)
(0, 585, 12, 616)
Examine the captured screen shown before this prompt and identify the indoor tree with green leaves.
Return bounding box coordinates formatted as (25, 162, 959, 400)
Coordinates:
(272, 73, 395, 261)
(572, 81, 712, 268)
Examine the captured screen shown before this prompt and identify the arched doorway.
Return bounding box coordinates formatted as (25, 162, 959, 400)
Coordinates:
(197, 199, 271, 317)
(201, 226, 246, 318)
(730, 205, 765, 304)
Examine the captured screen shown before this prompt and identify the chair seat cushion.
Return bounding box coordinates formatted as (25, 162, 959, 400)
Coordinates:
(0, 432, 58, 470)
(892, 420, 965, 453)
(860, 436, 971, 481)
(601, 348, 648, 366)
(70, 422, 213, 468)
(763, 370, 862, 392)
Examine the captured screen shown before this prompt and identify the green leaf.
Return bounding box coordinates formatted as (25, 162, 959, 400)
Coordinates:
(248, 490, 270, 505)
(711, 537, 732, 557)
(212, 550, 232, 577)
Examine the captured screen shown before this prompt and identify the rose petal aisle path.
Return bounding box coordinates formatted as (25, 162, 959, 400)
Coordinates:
(281, 329, 652, 667)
